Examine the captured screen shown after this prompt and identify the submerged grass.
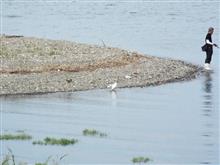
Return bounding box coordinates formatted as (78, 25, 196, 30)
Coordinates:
(82, 129, 107, 137)
(1, 148, 15, 165)
(1, 151, 67, 165)
(132, 157, 151, 163)
(0, 133, 32, 140)
(32, 137, 78, 146)
(34, 156, 52, 165)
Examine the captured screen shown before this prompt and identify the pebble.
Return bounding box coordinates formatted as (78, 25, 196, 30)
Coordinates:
(0, 36, 200, 95)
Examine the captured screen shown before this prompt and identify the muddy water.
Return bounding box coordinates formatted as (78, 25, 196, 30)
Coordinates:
(1, 1, 219, 164)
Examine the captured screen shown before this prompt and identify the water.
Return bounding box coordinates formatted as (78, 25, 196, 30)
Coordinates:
(1, 1, 219, 164)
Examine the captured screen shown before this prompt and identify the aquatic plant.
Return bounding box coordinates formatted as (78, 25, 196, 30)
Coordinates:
(35, 156, 51, 165)
(35, 154, 67, 165)
(35, 163, 47, 165)
(82, 129, 107, 137)
(2, 154, 28, 165)
(0, 133, 32, 140)
(1, 148, 15, 165)
(32, 140, 45, 145)
(99, 132, 108, 137)
(83, 129, 98, 136)
(132, 156, 151, 163)
(32, 137, 78, 146)
(1, 154, 11, 165)
(1, 152, 66, 165)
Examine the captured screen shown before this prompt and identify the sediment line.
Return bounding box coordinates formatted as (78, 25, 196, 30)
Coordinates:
(0, 54, 143, 74)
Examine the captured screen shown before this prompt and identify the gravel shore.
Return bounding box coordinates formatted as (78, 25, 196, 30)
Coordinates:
(0, 36, 200, 95)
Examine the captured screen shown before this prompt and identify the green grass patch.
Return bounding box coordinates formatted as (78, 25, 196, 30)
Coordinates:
(83, 129, 107, 137)
(32, 137, 78, 146)
(0, 133, 32, 140)
(132, 157, 151, 163)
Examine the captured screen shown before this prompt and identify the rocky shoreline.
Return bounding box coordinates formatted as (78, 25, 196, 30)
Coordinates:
(0, 36, 201, 95)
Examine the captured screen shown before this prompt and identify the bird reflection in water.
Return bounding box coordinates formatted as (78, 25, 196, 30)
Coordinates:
(111, 90, 117, 107)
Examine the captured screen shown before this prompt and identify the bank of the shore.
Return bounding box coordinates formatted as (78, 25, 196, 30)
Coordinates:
(0, 36, 201, 95)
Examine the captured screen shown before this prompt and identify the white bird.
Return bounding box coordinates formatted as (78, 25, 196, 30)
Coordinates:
(107, 82, 117, 91)
(125, 75, 131, 79)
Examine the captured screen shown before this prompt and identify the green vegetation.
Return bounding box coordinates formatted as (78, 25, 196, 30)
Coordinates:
(34, 156, 51, 165)
(35, 155, 66, 165)
(32, 137, 78, 146)
(0, 133, 32, 140)
(1, 155, 11, 165)
(35, 163, 47, 165)
(1, 151, 67, 165)
(132, 157, 151, 164)
(1, 148, 15, 165)
(82, 129, 107, 137)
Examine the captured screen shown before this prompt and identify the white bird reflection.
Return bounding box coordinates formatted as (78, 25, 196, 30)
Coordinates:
(111, 90, 117, 107)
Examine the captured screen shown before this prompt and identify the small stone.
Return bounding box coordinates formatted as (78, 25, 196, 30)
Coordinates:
(66, 79, 72, 83)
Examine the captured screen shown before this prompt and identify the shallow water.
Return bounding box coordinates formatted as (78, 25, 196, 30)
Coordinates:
(1, 1, 219, 164)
